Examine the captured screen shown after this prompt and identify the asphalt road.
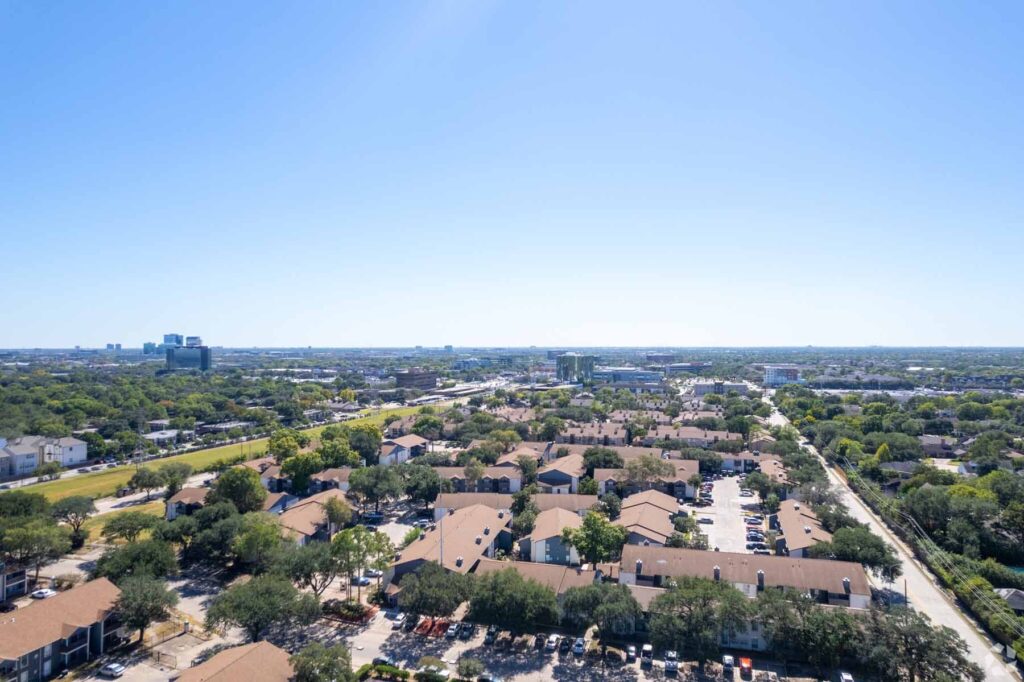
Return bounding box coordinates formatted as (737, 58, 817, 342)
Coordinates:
(765, 396, 1019, 682)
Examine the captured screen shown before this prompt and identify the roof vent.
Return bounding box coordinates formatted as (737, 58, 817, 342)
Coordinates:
(713, 565, 721, 581)
(635, 559, 643, 576)
(475, 535, 482, 544)
(498, 511, 504, 519)
(793, 503, 800, 510)
(448, 508, 455, 515)
(484, 526, 490, 535)
(756, 569, 765, 590)
(419, 532, 426, 540)
(804, 526, 812, 533)
(455, 556, 464, 567)
(843, 577, 851, 594)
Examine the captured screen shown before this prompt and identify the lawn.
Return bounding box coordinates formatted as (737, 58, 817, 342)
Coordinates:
(30, 404, 444, 502)
(81, 499, 165, 543)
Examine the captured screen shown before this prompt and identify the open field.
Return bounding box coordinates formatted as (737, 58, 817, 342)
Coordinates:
(81, 500, 165, 542)
(30, 404, 442, 502)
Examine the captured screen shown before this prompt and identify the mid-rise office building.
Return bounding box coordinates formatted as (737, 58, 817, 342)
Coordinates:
(185, 336, 202, 347)
(692, 381, 748, 396)
(592, 366, 663, 384)
(142, 342, 157, 355)
(556, 353, 596, 382)
(394, 368, 438, 390)
(764, 365, 803, 387)
(166, 345, 212, 371)
(163, 333, 184, 347)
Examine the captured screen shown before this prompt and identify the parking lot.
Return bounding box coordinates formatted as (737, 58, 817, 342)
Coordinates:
(683, 475, 765, 554)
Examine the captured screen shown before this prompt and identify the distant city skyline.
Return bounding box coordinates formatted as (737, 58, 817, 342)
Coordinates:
(3, 2, 1023, 348)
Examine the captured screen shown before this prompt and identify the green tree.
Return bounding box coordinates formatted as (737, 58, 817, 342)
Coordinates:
(2, 520, 71, 582)
(158, 462, 194, 498)
(582, 447, 624, 476)
(0, 491, 49, 518)
(398, 561, 472, 618)
(94, 539, 177, 582)
(402, 464, 442, 508)
(578, 477, 599, 495)
(325, 496, 352, 530)
(115, 575, 179, 642)
(290, 642, 357, 682)
(347, 424, 383, 465)
(233, 513, 284, 573)
(463, 458, 486, 490)
(206, 575, 319, 641)
(468, 568, 559, 633)
(516, 455, 538, 484)
(278, 541, 341, 597)
(540, 416, 565, 441)
(560, 511, 627, 564)
(208, 467, 268, 514)
(129, 468, 164, 500)
(316, 439, 359, 468)
(35, 461, 62, 480)
(412, 415, 444, 440)
(809, 526, 902, 582)
(457, 658, 485, 680)
(601, 492, 621, 519)
(102, 511, 158, 543)
(649, 577, 751, 667)
(625, 454, 674, 489)
(348, 465, 403, 512)
(864, 607, 983, 682)
(281, 452, 325, 495)
(561, 583, 642, 636)
(52, 495, 96, 533)
(268, 429, 301, 463)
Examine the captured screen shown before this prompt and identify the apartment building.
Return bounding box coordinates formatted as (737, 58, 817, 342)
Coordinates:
(522, 508, 582, 565)
(0, 578, 124, 681)
(175, 641, 293, 682)
(770, 500, 831, 558)
(537, 454, 586, 494)
(0, 436, 88, 478)
(431, 466, 523, 494)
(594, 459, 699, 499)
(619, 546, 871, 609)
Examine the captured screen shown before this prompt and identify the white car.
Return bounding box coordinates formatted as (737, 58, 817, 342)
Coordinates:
(545, 634, 559, 652)
(30, 588, 56, 599)
(664, 650, 679, 674)
(391, 613, 408, 630)
(99, 662, 127, 678)
(840, 674, 855, 682)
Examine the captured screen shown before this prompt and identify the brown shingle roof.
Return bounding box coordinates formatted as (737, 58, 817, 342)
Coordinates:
(176, 641, 293, 682)
(278, 489, 348, 539)
(621, 489, 678, 514)
(775, 500, 831, 552)
(167, 487, 209, 506)
(473, 558, 597, 595)
(621, 546, 870, 596)
(394, 505, 510, 574)
(310, 467, 353, 484)
(528, 507, 582, 541)
(390, 434, 429, 448)
(0, 578, 120, 660)
(533, 494, 599, 513)
(431, 466, 521, 480)
(614, 504, 675, 544)
(539, 453, 585, 478)
(435, 493, 514, 511)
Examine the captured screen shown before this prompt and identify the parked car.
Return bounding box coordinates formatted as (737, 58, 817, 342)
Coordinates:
(739, 657, 753, 679)
(460, 623, 476, 640)
(417, 665, 450, 679)
(352, 576, 371, 587)
(698, 517, 714, 524)
(572, 638, 586, 656)
(533, 634, 546, 651)
(665, 650, 679, 674)
(30, 588, 56, 599)
(839, 673, 855, 682)
(446, 622, 461, 639)
(626, 644, 637, 662)
(477, 675, 503, 682)
(640, 643, 654, 667)
(98, 662, 127, 678)
(0, 602, 16, 613)
(404, 615, 420, 632)
(373, 655, 396, 667)
(545, 634, 559, 652)
(746, 542, 768, 550)
(392, 613, 408, 630)
(753, 549, 772, 555)
(559, 636, 572, 654)
(364, 568, 383, 578)
(722, 654, 734, 673)
(362, 511, 385, 524)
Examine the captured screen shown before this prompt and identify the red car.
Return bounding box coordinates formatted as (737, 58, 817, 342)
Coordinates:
(739, 657, 753, 679)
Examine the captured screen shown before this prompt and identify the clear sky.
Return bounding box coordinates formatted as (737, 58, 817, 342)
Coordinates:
(2, 2, 1022, 348)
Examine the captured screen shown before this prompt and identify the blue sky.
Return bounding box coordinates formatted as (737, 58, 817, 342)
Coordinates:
(2, 1, 1022, 348)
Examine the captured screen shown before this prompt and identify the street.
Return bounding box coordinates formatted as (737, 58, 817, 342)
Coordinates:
(765, 396, 1019, 682)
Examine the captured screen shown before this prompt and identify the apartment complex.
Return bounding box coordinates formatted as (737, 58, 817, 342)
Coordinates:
(0, 436, 88, 478)
(0, 578, 123, 681)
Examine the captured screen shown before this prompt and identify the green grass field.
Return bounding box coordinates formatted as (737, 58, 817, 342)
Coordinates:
(81, 500, 165, 543)
(28, 404, 436, 502)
